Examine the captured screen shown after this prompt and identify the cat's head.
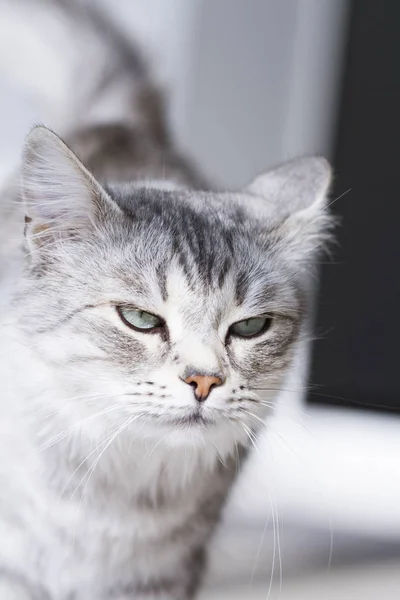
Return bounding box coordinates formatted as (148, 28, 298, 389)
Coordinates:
(18, 126, 332, 456)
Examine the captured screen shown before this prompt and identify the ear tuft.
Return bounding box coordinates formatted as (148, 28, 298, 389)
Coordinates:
(21, 125, 117, 248)
(247, 157, 335, 268)
(247, 157, 332, 219)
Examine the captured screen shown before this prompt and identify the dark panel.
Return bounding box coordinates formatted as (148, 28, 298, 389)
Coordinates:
(308, 0, 400, 412)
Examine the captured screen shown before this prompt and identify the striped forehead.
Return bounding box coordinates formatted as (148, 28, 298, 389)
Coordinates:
(158, 258, 288, 335)
(162, 260, 236, 324)
(111, 186, 262, 295)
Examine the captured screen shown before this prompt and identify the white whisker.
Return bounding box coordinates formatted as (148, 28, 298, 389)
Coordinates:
(70, 413, 141, 503)
(267, 492, 276, 600)
(39, 404, 124, 452)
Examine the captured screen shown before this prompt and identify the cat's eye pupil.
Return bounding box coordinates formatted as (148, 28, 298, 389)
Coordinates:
(229, 316, 271, 339)
(117, 307, 163, 332)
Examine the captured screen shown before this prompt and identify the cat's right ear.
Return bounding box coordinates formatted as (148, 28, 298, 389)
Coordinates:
(246, 157, 334, 266)
(21, 126, 120, 250)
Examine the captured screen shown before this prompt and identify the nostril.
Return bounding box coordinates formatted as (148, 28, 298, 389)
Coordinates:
(182, 373, 224, 402)
(196, 394, 208, 403)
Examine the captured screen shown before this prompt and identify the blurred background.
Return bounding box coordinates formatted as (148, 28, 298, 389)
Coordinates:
(0, 0, 399, 598)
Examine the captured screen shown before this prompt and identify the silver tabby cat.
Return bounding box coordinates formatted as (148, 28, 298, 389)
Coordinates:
(0, 1, 332, 599)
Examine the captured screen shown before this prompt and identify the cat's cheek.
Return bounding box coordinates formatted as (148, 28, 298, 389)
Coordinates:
(225, 341, 284, 380)
(87, 321, 168, 373)
(225, 340, 258, 378)
(226, 316, 300, 379)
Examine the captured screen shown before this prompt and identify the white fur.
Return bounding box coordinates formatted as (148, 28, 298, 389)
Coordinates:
(0, 2, 332, 597)
(0, 304, 269, 598)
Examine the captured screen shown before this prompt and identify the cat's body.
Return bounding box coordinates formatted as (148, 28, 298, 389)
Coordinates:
(0, 358, 234, 600)
(0, 1, 332, 599)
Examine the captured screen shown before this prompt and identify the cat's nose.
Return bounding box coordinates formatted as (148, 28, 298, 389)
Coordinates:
(184, 373, 224, 402)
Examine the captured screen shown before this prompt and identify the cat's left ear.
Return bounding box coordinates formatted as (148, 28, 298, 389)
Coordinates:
(21, 126, 120, 249)
(247, 157, 334, 264)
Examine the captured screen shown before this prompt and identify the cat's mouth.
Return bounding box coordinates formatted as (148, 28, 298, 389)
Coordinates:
(171, 409, 212, 427)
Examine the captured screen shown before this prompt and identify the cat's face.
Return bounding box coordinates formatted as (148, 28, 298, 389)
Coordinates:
(17, 127, 331, 456)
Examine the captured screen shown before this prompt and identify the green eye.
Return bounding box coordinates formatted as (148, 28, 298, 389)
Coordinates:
(229, 316, 271, 338)
(117, 307, 164, 332)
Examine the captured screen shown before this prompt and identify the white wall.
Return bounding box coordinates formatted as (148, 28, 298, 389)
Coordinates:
(100, 0, 349, 188)
(180, 0, 349, 187)
(0, 0, 348, 186)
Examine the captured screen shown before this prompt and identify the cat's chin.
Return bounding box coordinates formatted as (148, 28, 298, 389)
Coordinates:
(126, 413, 247, 455)
(167, 409, 213, 427)
(130, 416, 214, 440)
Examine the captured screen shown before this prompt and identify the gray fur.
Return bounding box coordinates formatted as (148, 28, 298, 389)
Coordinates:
(0, 1, 333, 598)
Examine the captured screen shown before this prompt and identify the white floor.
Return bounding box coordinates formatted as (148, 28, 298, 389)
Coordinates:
(201, 559, 400, 599)
(198, 403, 400, 598)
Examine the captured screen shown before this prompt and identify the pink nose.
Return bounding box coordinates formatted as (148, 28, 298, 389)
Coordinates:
(184, 374, 224, 402)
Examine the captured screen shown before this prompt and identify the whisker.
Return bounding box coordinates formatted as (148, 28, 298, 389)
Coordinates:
(241, 410, 269, 429)
(274, 493, 283, 592)
(308, 390, 400, 412)
(266, 428, 335, 574)
(59, 410, 138, 498)
(326, 187, 352, 209)
(210, 441, 228, 469)
(241, 423, 259, 453)
(234, 440, 241, 473)
(69, 414, 144, 556)
(145, 431, 170, 460)
(256, 400, 325, 424)
(327, 514, 334, 571)
(253, 385, 310, 395)
(70, 413, 142, 503)
(39, 404, 124, 452)
(249, 502, 271, 587)
(267, 492, 276, 600)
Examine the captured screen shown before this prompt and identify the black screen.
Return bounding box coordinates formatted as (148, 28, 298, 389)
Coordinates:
(309, 0, 400, 412)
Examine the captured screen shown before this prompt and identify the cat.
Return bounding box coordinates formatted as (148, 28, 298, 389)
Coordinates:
(0, 1, 332, 598)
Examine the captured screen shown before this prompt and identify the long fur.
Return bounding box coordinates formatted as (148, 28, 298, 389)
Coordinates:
(0, 1, 333, 598)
